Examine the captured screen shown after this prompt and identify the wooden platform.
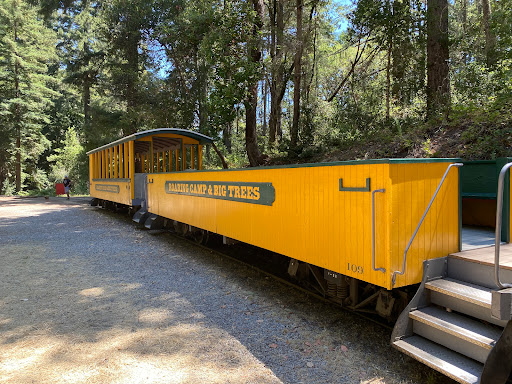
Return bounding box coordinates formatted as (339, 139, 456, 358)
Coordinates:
(450, 243, 512, 271)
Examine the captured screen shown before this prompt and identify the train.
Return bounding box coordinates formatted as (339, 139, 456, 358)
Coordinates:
(87, 128, 512, 384)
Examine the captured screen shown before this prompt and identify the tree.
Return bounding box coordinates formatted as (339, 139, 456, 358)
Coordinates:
(290, 0, 303, 149)
(268, 0, 291, 145)
(59, 1, 105, 130)
(102, 0, 155, 135)
(481, 0, 495, 67)
(245, 0, 266, 166)
(426, 0, 450, 117)
(0, 0, 59, 192)
(47, 126, 84, 189)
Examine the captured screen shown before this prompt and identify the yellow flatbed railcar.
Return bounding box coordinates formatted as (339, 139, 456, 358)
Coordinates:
(148, 159, 460, 290)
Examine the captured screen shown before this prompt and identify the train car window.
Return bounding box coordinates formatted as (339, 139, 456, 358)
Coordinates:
(113, 146, 118, 178)
(124, 142, 129, 177)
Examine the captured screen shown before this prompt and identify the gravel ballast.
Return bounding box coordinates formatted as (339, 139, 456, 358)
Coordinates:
(0, 196, 455, 384)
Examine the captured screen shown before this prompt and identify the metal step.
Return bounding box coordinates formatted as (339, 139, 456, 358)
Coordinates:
(132, 209, 149, 224)
(393, 335, 482, 384)
(144, 214, 164, 230)
(410, 306, 502, 363)
(447, 254, 512, 290)
(427, 278, 492, 308)
(426, 278, 507, 327)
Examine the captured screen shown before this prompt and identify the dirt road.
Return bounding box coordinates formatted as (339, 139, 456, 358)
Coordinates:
(0, 197, 452, 384)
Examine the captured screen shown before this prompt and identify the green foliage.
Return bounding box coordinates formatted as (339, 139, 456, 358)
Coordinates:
(0, 0, 59, 193)
(47, 126, 84, 185)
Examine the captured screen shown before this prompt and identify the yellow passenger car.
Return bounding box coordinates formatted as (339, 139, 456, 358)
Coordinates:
(87, 128, 214, 207)
(88, 128, 464, 290)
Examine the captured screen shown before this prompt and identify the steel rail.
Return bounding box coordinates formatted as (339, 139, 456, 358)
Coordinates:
(494, 162, 512, 289)
(372, 188, 386, 273)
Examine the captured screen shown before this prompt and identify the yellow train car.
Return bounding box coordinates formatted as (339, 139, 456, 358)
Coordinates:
(87, 129, 462, 290)
(147, 159, 460, 290)
(87, 128, 214, 207)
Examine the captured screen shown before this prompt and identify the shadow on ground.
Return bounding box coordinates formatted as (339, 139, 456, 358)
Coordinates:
(0, 197, 454, 384)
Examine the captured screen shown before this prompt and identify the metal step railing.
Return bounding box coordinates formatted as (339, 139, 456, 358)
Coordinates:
(494, 162, 512, 289)
(392, 163, 463, 286)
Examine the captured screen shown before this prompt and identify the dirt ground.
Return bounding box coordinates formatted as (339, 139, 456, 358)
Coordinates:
(0, 196, 455, 384)
(0, 197, 284, 384)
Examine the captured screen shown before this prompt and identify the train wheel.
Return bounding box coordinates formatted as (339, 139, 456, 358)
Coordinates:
(173, 221, 189, 236)
(191, 229, 209, 245)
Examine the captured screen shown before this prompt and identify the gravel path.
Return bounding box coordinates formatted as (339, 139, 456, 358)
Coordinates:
(0, 196, 455, 384)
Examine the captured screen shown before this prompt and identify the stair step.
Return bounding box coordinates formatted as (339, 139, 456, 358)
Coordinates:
(425, 278, 508, 326)
(144, 215, 156, 229)
(144, 214, 164, 230)
(447, 252, 512, 290)
(410, 306, 503, 363)
(393, 336, 482, 384)
(132, 209, 148, 224)
(426, 278, 492, 308)
(410, 307, 501, 350)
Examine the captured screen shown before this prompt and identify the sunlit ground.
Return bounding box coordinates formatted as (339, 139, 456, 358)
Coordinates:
(0, 197, 434, 384)
(0, 198, 282, 384)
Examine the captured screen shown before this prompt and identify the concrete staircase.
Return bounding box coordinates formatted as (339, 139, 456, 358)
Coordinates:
(392, 248, 512, 384)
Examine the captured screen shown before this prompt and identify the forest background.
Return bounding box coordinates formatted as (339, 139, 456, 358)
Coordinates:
(0, 0, 510, 195)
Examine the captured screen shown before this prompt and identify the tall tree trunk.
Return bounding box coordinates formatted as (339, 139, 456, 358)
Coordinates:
(223, 121, 232, 153)
(198, 62, 209, 135)
(83, 42, 91, 129)
(269, 0, 284, 146)
(14, 20, 21, 192)
(462, 0, 467, 64)
(262, 78, 267, 136)
(83, 76, 91, 127)
(291, 0, 303, 149)
(386, 38, 392, 120)
(426, 0, 450, 118)
(245, 85, 261, 166)
(246, 0, 265, 166)
(306, 12, 318, 103)
(481, 0, 495, 67)
(125, 30, 140, 135)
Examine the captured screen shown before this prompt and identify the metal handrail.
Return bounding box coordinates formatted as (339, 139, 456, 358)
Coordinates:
(392, 163, 463, 286)
(494, 162, 512, 289)
(372, 188, 386, 273)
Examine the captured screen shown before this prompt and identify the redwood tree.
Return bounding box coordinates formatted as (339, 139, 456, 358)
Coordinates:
(245, 0, 266, 166)
(426, 0, 450, 117)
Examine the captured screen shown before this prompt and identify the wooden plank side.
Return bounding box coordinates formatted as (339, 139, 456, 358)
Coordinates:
(149, 164, 390, 288)
(390, 163, 460, 288)
(90, 179, 132, 206)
